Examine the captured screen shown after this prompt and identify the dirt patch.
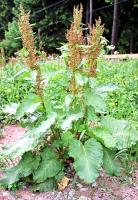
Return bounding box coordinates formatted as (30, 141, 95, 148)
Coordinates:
(0, 125, 137, 200)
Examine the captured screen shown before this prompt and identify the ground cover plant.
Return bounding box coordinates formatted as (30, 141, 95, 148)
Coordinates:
(0, 5, 138, 192)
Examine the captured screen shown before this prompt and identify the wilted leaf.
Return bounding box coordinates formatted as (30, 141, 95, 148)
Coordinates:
(58, 176, 69, 190)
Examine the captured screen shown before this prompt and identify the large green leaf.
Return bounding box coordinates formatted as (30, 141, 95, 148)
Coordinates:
(0, 152, 40, 188)
(89, 127, 116, 148)
(103, 148, 120, 176)
(0, 113, 57, 159)
(61, 112, 83, 131)
(16, 93, 41, 119)
(84, 90, 107, 113)
(69, 138, 103, 183)
(101, 116, 138, 149)
(33, 148, 62, 183)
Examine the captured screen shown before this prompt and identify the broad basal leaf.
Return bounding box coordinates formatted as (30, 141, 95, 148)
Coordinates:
(103, 148, 120, 176)
(69, 138, 103, 183)
(0, 152, 40, 188)
(101, 116, 138, 149)
(33, 148, 62, 183)
(61, 112, 83, 131)
(16, 93, 41, 119)
(0, 113, 57, 159)
(31, 178, 57, 192)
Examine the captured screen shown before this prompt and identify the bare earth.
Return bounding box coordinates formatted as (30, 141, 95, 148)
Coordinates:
(0, 125, 138, 200)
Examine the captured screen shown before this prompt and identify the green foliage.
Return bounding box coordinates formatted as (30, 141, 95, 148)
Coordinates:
(33, 148, 62, 183)
(103, 148, 120, 176)
(0, 55, 138, 191)
(32, 178, 57, 192)
(0, 152, 40, 188)
(0, 21, 21, 55)
(98, 59, 138, 123)
(0, 113, 57, 159)
(0, 13, 138, 191)
(69, 138, 103, 183)
(89, 117, 138, 150)
(16, 93, 41, 119)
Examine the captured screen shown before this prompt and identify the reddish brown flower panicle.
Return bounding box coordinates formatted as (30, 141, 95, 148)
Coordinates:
(66, 5, 83, 71)
(86, 18, 104, 77)
(19, 5, 37, 70)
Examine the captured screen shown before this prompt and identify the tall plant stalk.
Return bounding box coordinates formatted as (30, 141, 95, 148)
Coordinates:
(18, 5, 46, 111)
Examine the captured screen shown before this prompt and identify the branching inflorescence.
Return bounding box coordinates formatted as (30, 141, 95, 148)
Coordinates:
(19, 5, 46, 110)
(66, 6, 104, 79)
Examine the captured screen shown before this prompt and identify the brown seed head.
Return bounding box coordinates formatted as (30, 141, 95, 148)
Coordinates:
(19, 5, 37, 70)
(86, 18, 104, 76)
(66, 5, 83, 71)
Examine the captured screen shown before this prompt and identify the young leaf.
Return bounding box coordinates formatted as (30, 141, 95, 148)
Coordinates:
(61, 112, 83, 131)
(0, 152, 40, 188)
(16, 93, 41, 119)
(69, 138, 103, 183)
(103, 148, 120, 176)
(33, 148, 62, 183)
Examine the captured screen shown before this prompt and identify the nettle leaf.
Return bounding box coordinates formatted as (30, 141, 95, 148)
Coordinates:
(31, 178, 57, 192)
(33, 148, 62, 183)
(0, 113, 57, 159)
(103, 148, 120, 176)
(84, 89, 107, 113)
(16, 93, 41, 119)
(101, 116, 138, 149)
(69, 138, 103, 183)
(0, 152, 40, 188)
(61, 112, 83, 131)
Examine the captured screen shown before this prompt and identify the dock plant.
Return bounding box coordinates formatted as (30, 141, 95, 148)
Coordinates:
(0, 5, 138, 192)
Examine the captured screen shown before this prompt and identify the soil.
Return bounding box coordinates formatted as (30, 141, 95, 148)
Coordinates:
(0, 125, 138, 200)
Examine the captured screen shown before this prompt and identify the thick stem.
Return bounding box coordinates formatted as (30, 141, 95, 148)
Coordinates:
(35, 66, 46, 112)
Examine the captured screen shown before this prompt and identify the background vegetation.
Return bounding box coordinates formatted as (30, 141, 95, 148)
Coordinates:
(0, 0, 138, 56)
